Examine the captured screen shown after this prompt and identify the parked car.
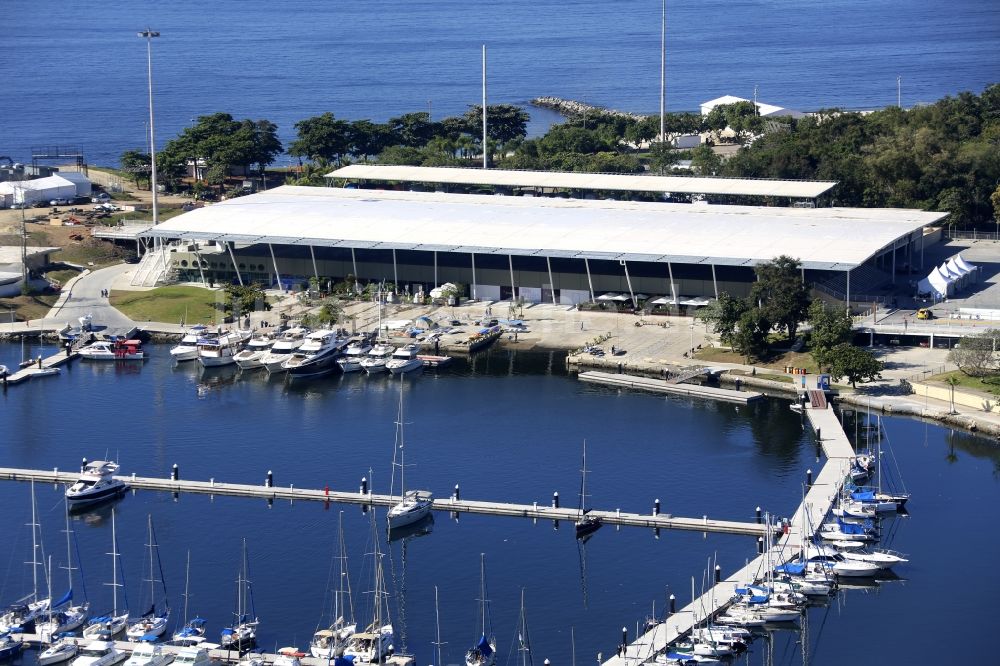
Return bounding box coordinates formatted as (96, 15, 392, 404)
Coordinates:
(916, 308, 934, 320)
(91, 193, 111, 203)
(49, 198, 72, 206)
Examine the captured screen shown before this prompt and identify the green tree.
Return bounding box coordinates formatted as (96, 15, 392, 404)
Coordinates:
(732, 307, 772, 362)
(750, 256, 811, 341)
(807, 300, 854, 366)
(388, 112, 435, 148)
(991, 184, 1000, 223)
(825, 343, 884, 387)
(120, 149, 151, 188)
(464, 104, 530, 145)
(697, 292, 749, 348)
(648, 141, 676, 175)
(689, 144, 722, 176)
(224, 283, 269, 317)
(289, 113, 349, 164)
(948, 329, 1000, 376)
(348, 120, 393, 160)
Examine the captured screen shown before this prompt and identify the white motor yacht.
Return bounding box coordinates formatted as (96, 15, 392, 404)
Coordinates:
(234, 333, 275, 370)
(171, 647, 211, 666)
(169, 326, 209, 362)
(386, 344, 423, 375)
(66, 461, 127, 506)
(78, 339, 145, 361)
(70, 641, 127, 666)
(360, 343, 394, 374)
(261, 327, 309, 373)
(198, 332, 249, 367)
(838, 548, 908, 570)
(282, 329, 348, 379)
(124, 642, 174, 666)
(337, 338, 373, 373)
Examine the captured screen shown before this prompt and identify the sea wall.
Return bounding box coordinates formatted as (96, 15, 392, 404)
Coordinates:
(531, 96, 648, 121)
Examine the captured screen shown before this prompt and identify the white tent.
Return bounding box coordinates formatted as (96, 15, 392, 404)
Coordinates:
(945, 257, 969, 277)
(955, 254, 976, 273)
(0, 175, 81, 205)
(940, 261, 963, 281)
(917, 265, 952, 298)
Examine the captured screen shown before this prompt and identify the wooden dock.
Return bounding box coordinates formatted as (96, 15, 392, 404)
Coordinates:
(579, 371, 763, 404)
(1, 347, 78, 386)
(0, 467, 770, 538)
(601, 397, 856, 666)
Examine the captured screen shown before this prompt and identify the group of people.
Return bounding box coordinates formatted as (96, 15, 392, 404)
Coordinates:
(100, 288, 109, 298)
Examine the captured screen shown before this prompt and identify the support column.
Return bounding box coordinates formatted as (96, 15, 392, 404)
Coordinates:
(891, 240, 896, 285)
(309, 245, 319, 282)
(801, 267, 805, 284)
(434, 251, 438, 287)
(667, 262, 677, 306)
(268, 243, 281, 290)
(351, 247, 358, 280)
(846, 268, 851, 312)
(711, 264, 718, 299)
(920, 227, 925, 269)
(546, 256, 556, 305)
(471, 252, 477, 300)
(584, 258, 595, 303)
(392, 249, 398, 291)
(621, 260, 636, 309)
(227, 242, 244, 287)
(508, 254, 516, 303)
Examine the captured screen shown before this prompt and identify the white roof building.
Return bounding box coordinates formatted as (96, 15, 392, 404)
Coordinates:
(0, 173, 91, 205)
(700, 95, 806, 119)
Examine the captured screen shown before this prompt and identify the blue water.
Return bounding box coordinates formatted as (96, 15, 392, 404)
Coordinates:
(2, 345, 1000, 664)
(2, 0, 998, 166)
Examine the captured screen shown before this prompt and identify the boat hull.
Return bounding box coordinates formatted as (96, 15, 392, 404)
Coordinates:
(66, 481, 128, 506)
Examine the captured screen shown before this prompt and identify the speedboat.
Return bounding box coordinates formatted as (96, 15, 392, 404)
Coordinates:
(124, 641, 174, 666)
(803, 545, 881, 577)
(260, 327, 309, 373)
(170, 326, 209, 362)
(198, 332, 249, 367)
(387, 489, 434, 530)
(66, 461, 127, 506)
(360, 343, 394, 374)
(78, 339, 145, 361)
(838, 547, 908, 570)
(386, 344, 423, 375)
(282, 329, 348, 379)
(234, 334, 275, 370)
(337, 337, 373, 373)
(38, 634, 79, 665)
(70, 641, 127, 666)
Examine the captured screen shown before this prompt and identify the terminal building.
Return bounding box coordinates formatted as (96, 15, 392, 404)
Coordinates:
(138, 166, 947, 310)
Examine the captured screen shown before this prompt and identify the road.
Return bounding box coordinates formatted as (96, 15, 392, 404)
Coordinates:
(45, 263, 135, 330)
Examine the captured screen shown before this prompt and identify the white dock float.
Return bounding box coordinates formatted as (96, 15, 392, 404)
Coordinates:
(601, 396, 855, 666)
(0, 468, 769, 538)
(579, 371, 763, 404)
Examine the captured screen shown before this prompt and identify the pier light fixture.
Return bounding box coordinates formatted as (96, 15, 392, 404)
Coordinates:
(138, 29, 160, 225)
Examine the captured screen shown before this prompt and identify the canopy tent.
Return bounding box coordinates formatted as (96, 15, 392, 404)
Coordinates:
(916, 255, 978, 298)
(955, 254, 976, 273)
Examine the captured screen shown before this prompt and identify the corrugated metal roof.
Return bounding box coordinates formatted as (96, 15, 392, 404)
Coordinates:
(326, 165, 837, 199)
(145, 186, 947, 271)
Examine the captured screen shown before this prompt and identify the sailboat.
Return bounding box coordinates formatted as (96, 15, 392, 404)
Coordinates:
(0, 480, 50, 633)
(126, 516, 170, 640)
(170, 552, 207, 646)
(387, 379, 433, 530)
(464, 554, 495, 666)
(82, 509, 129, 640)
(343, 510, 394, 664)
(575, 441, 602, 539)
(310, 512, 357, 659)
(37, 505, 91, 640)
(219, 539, 259, 652)
(848, 415, 910, 511)
(515, 589, 532, 666)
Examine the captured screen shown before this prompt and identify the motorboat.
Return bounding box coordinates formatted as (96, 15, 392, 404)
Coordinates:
(172, 647, 211, 666)
(78, 339, 145, 361)
(124, 641, 174, 666)
(66, 461, 127, 506)
(234, 333, 275, 370)
(385, 344, 423, 375)
(0, 633, 23, 661)
(260, 327, 309, 373)
(272, 648, 304, 666)
(70, 641, 127, 666)
(282, 329, 348, 378)
(359, 343, 394, 374)
(837, 548, 908, 570)
(198, 332, 249, 368)
(337, 337, 373, 373)
(170, 326, 209, 362)
(802, 545, 881, 577)
(38, 634, 79, 665)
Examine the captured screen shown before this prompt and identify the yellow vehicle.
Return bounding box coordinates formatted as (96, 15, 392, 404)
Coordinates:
(916, 308, 934, 320)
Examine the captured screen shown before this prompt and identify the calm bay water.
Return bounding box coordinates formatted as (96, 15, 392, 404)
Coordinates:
(2, 0, 998, 166)
(1, 344, 1000, 664)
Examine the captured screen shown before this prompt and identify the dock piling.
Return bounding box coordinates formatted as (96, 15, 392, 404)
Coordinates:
(266, 470, 273, 488)
(757, 536, 764, 553)
(172, 464, 179, 481)
(454, 483, 460, 501)
(552, 491, 559, 508)
(669, 594, 676, 615)
(653, 498, 660, 516)
(360, 476, 368, 495)
(806, 469, 813, 486)
(81, 457, 87, 472)
(714, 564, 721, 583)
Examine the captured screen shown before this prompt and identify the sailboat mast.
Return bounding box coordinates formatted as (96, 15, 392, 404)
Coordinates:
(63, 503, 75, 593)
(28, 479, 40, 601)
(479, 553, 486, 635)
(146, 515, 156, 612)
(110, 509, 119, 616)
(183, 550, 191, 626)
(433, 586, 443, 666)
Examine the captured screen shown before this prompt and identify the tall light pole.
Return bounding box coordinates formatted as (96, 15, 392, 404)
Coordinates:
(482, 44, 488, 169)
(139, 29, 160, 225)
(897, 75, 901, 109)
(659, 0, 665, 143)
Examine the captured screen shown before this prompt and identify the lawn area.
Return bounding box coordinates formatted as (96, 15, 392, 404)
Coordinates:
(927, 370, 1000, 397)
(110, 286, 222, 325)
(694, 346, 820, 373)
(0, 293, 59, 321)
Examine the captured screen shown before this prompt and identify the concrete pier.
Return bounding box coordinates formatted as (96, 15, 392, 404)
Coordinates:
(0, 467, 770, 538)
(2, 347, 78, 386)
(600, 395, 855, 665)
(578, 371, 763, 404)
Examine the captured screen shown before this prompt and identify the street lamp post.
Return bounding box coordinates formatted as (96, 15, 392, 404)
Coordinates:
(138, 29, 160, 226)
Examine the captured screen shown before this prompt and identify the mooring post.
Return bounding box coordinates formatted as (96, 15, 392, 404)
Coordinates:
(806, 469, 813, 487)
(669, 594, 676, 615)
(552, 491, 559, 508)
(756, 506, 762, 523)
(757, 536, 764, 554)
(653, 498, 660, 516)
(171, 464, 179, 481)
(266, 470, 273, 488)
(454, 483, 460, 501)
(714, 564, 721, 583)
(360, 476, 368, 495)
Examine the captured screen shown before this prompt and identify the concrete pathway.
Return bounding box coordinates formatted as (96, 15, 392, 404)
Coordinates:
(45, 263, 136, 329)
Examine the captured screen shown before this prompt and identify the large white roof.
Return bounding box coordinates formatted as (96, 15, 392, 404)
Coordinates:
(146, 186, 947, 271)
(327, 165, 836, 199)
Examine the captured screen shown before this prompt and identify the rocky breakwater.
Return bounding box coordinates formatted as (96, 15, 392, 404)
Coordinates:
(531, 97, 648, 121)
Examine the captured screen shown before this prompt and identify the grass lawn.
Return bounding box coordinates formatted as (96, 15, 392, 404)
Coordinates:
(927, 370, 1000, 397)
(0, 293, 59, 321)
(110, 286, 222, 325)
(694, 347, 820, 373)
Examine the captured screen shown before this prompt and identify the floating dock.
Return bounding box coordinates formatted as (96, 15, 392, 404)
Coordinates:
(601, 393, 855, 665)
(578, 371, 763, 404)
(0, 468, 770, 538)
(1, 348, 78, 386)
